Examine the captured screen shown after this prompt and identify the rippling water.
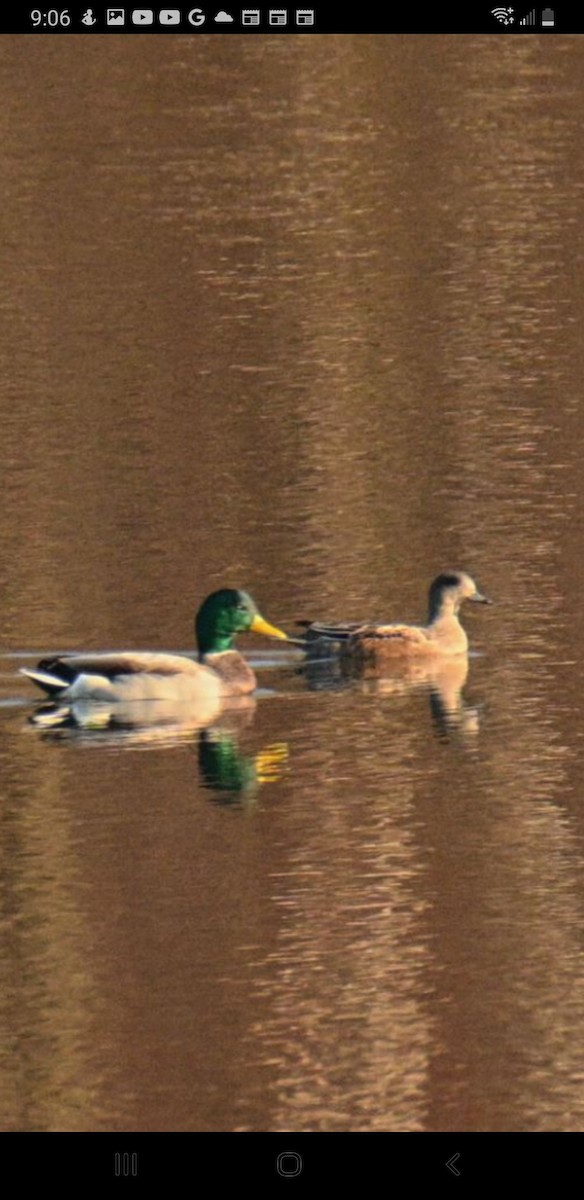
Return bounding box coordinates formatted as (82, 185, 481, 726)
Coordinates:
(1, 33, 584, 1134)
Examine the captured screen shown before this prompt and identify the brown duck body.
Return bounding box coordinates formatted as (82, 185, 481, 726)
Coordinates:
(303, 572, 492, 666)
(345, 615, 469, 662)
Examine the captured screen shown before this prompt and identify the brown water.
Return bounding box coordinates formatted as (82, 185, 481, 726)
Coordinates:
(1, 33, 584, 1134)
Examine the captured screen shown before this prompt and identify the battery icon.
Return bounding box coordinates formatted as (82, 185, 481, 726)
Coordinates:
(541, 7, 555, 25)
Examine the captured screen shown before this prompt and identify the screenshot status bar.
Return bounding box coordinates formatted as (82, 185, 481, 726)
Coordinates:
(1, 8, 580, 35)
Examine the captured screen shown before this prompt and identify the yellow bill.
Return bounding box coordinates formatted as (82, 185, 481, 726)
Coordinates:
(251, 613, 288, 641)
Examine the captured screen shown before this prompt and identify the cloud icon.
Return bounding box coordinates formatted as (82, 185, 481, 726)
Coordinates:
(214, 9, 234, 19)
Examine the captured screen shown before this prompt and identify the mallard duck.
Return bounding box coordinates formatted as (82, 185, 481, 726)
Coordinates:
(21, 588, 287, 705)
(301, 572, 492, 662)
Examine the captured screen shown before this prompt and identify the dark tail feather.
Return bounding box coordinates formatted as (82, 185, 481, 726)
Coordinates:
(20, 667, 68, 696)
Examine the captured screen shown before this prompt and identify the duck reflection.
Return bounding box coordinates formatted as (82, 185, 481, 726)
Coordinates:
(362, 654, 480, 740)
(302, 652, 480, 739)
(28, 693, 256, 742)
(198, 729, 288, 801)
(27, 696, 289, 798)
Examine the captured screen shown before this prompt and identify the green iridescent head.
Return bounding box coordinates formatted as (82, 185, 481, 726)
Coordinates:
(195, 588, 287, 657)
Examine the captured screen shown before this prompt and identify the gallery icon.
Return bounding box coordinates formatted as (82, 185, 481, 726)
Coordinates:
(106, 6, 125, 21)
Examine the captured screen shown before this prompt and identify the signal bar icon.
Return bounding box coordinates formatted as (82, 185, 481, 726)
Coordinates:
(519, 8, 536, 23)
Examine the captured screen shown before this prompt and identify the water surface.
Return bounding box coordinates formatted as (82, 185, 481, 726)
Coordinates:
(1, 33, 584, 1133)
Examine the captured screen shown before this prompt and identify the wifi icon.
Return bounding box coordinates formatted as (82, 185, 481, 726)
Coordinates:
(491, 6, 515, 22)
